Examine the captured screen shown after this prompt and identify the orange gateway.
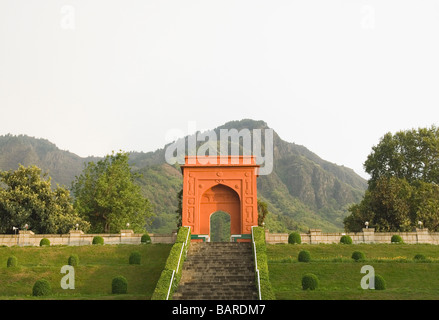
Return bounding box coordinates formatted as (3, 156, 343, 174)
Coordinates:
(181, 156, 260, 242)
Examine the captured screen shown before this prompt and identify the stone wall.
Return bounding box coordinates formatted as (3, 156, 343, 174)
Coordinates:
(4, 228, 438, 246)
(0, 229, 177, 247)
(265, 228, 439, 245)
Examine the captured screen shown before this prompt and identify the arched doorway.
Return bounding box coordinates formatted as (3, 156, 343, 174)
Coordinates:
(200, 184, 241, 239)
(210, 211, 231, 242)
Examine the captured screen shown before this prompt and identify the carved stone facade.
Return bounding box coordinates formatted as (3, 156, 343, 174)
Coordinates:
(181, 156, 259, 241)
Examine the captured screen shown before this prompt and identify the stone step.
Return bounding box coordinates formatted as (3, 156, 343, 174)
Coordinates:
(182, 262, 254, 268)
(180, 271, 255, 277)
(180, 276, 255, 282)
(177, 282, 257, 288)
(181, 267, 254, 272)
(187, 251, 253, 256)
(175, 285, 258, 293)
(176, 287, 258, 295)
(173, 242, 258, 300)
(173, 293, 259, 300)
(187, 255, 253, 260)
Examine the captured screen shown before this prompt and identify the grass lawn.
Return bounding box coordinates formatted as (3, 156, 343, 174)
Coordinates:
(267, 243, 439, 300)
(0, 244, 172, 299)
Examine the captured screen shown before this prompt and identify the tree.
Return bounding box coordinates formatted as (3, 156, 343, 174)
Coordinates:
(411, 181, 439, 231)
(72, 151, 153, 233)
(345, 126, 439, 232)
(210, 211, 231, 242)
(257, 199, 269, 227)
(0, 165, 89, 234)
(364, 126, 439, 185)
(175, 189, 183, 228)
(367, 176, 413, 232)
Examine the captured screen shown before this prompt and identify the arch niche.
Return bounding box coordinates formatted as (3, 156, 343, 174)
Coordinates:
(181, 156, 259, 242)
(202, 184, 240, 238)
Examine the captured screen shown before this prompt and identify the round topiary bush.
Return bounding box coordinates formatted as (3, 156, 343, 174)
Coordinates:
(92, 236, 104, 245)
(351, 251, 366, 262)
(391, 235, 403, 244)
(141, 234, 151, 244)
(112, 276, 128, 294)
(288, 232, 301, 244)
(340, 235, 353, 244)
(39, 238, 50, 246)
(7, 256, 18, 268)
(414, 254, 426, 261)
(302, 273, 319, 290)
(298, 250, 311, 262)
(32, 279, 52, 296)
(374, 274, 386, 290)
(68, 254, 79, 266)
(129, 251, 141, 265)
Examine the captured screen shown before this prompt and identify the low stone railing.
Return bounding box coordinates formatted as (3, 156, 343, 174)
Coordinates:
(5, 227, 436, 246)
(0, 229, 177, 246)
(265, 228, 439, 245)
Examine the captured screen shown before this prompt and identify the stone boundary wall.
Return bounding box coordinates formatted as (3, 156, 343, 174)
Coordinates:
(0, 229, 177, 247)
(4, 228, 439, 246)
(265, 228, 439, 245)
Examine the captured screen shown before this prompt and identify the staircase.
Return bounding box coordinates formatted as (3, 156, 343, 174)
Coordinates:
(173, 242, 259, 300)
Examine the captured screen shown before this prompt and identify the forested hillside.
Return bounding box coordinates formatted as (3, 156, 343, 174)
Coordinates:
(0, 120, 367, 233)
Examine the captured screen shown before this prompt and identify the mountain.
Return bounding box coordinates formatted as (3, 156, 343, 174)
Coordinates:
(0, 120, 367, 233)
(0, 134, 101, 187)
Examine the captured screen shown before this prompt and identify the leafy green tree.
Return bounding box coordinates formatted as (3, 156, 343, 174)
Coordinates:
(343, 190, 375, 232)
(72, 151, 153, 233)
(345, 126, 439, 232)
(370, 177, 413, 232)
(365, 126, 439, 185)
(411, 181, 439, 231)
(210, 211, 231, 242)
(257, 199, 269, 227)
(175, 189, 183, 228)
(0, 165, 89, 234)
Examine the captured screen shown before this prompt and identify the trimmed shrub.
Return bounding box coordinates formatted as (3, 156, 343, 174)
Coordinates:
(141, 234, 151, 244)
(374, 275, 386, 290)
(151, 269, 174, 300)
(302, 273, 319, 290)
(351, 251, 366, 262)
(39, 238, 50, 246)
(32, 279, 52, 296)
(340, 235, 353, 244)
(252, 226, 265, 243)
(68, 254, 79, 266)
(288, 232, 301, 244)
(298, 250, 311, 262)
(92, 236, 104, 245)
(129, 251, 141, 265)
(112, 276, 128, 294)
(391, 235, 403, 244)
(176, 227, 191, 243)
(7, 256, 18, 268)
(151, 226, 191, 300)
(414, 254, 426, 261)
(252, 226, 275, 300)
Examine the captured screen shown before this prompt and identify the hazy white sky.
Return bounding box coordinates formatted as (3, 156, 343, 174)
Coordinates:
(1, 1, 438, 179)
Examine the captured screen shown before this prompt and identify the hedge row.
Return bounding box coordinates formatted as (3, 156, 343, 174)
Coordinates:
(151, 226, 191, 300)
(252, 226, 276, 300)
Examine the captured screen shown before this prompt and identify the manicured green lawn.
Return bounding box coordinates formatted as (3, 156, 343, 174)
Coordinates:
(267, 244, 439, 300)
(0, 244, 172, 299)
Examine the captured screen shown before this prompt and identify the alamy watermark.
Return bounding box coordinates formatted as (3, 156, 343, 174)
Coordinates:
(60, 5, 76, 30)
(164, 121, 274, 175)
(360, 265, 375, 289)
(361, 5, 375, 30)
(60, 265, 75, 289)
